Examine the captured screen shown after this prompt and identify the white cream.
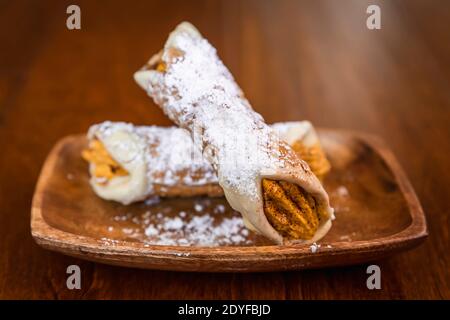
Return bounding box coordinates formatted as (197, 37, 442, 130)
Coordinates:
(88, 123, 149, 205)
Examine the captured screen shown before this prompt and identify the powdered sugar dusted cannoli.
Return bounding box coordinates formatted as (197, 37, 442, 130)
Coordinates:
(133, 22, 334, 244)
(83, 121, 221, 205)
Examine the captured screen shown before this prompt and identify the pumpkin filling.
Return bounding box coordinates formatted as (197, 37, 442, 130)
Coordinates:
(292, 141, 330, 181)
(155, 61, 166, 72)
(81, 139, 128, 184)
(261, 179, 326, 240)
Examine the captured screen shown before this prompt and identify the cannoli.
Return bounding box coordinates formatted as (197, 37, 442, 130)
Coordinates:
(82, 121, 330, 205)
(132, 22, 334, 244)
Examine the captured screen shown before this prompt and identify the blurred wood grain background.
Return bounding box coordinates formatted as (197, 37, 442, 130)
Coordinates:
(0, 0, 448, 299)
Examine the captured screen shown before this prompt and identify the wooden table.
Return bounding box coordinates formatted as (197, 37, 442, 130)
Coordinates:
(0, 0, 448, 299)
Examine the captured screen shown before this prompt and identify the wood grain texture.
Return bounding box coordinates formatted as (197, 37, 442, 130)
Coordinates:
(0, 0, 448, 298)
(30, 131, 427, 272)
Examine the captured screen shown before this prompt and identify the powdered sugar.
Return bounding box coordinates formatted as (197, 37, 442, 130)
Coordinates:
(214, 204, 225, 214)
(310, 242, 321, 253)
(336, 186, 349, 197)
(142, 214, 249, 246)
(194, 203, 203, 212)
(163, 216, 183, 230)
(108, 197, 253, 247)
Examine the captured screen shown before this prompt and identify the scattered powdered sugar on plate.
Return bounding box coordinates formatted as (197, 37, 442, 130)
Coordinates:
(310, 242, 321, 253)
(329, 184, 352, 216)
(144, 196, 161, 206)
(107, 197, 255, 247)
(309, 243, 332, 252)
(99, 238, 121, 246)
(142, 214, 249, 246)
(194, 203, 203, 212)
(336, 186, 349, 197)
(214, 204, 225, 214)
(163, 216, 183, 230)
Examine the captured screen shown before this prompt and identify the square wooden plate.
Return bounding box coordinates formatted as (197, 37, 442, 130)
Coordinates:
(31, 129, 427, 272)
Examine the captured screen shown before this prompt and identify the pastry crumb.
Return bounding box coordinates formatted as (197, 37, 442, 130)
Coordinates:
(145, 196, 161, 206)
(336, 186, 349, 197)
(310, 242, 321, 253)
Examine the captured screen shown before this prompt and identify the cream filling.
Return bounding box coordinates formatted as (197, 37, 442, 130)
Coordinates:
(83, 129, 149, 205)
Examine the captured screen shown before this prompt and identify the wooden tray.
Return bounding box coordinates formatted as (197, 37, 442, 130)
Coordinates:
(31, 130, 427, 272)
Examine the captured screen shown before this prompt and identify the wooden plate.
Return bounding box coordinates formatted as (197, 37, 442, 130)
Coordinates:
(31, 130, 427, 272)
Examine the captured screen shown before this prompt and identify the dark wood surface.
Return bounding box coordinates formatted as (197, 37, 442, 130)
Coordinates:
(0, 0, 448, 299)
